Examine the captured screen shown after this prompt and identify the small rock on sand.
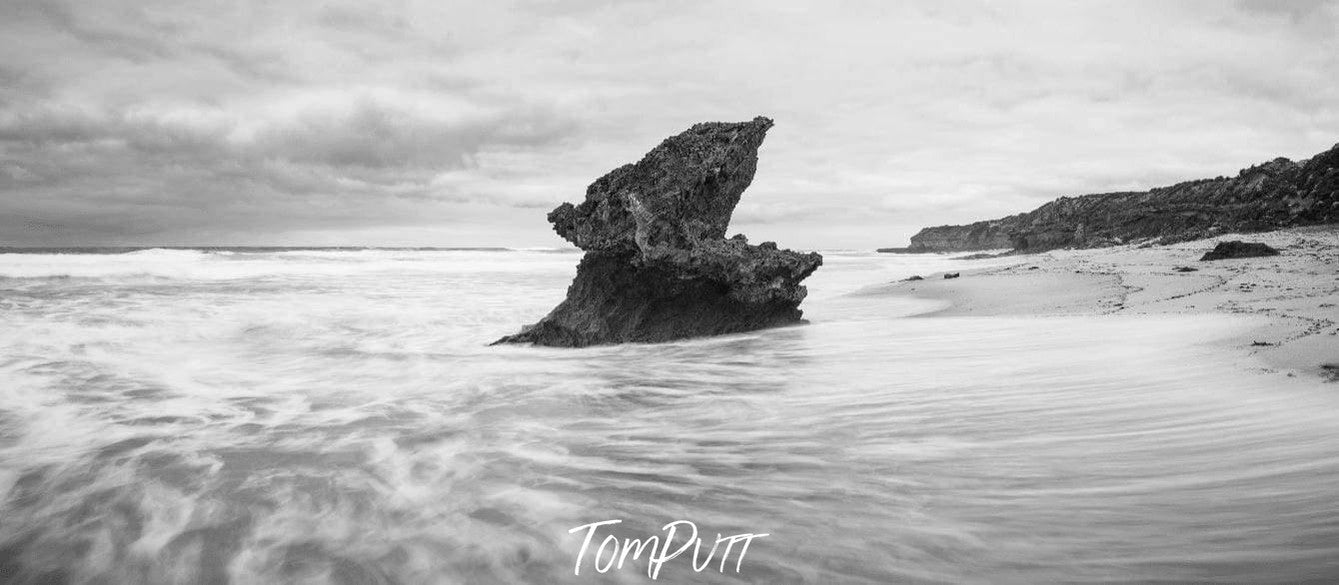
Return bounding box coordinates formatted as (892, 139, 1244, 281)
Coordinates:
(1201, 241, 1281, 261)
(1322, 364, 1339, 382)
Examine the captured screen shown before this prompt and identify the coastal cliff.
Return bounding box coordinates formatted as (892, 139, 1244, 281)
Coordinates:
(903, 143, 1339, 253)
(494, 117, 822, 347)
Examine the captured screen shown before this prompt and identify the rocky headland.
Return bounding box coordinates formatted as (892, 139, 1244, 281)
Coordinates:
(901, 142, 1339, 253)
(494, 117, 822, 347)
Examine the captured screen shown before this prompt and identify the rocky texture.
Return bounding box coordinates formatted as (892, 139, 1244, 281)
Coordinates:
(906, 219, 1016, 252)
(494, 117, 822, 347)
(1323, 364, 1339, 383)
(903, 142, 1339, 253)
(1200, 241, 1280, 261)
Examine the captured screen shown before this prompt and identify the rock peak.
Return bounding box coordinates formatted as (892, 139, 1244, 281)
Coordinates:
(495, 117, 821, 348)
(549, 116, 774, 258)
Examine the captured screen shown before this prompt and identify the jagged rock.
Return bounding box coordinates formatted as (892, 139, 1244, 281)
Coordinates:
(904, 275, 924, 281)
(1200, 241, 1281, 261)
(943, 272, 961, 279)
(900, 142, 1339, 253)
(494, 117, 822, 347)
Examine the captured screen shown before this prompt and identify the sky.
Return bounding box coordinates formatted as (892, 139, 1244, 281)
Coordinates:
(1, 0, 1337, 249)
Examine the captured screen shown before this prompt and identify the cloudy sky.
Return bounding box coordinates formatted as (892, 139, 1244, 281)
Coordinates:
(1, 0, 1337, 248)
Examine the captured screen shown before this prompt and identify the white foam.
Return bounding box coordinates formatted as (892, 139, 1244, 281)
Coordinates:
(3, 248, 1338, 583)
(0, 249, 581, 281)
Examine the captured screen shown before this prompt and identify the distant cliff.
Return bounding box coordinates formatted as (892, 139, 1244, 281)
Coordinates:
(903, 143, 1339, 253)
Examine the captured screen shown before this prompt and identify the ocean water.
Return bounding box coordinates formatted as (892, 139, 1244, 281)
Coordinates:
(1, 249, 1337, 584)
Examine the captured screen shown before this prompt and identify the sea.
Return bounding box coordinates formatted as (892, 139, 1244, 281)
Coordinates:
(1, 247, 1337, 584)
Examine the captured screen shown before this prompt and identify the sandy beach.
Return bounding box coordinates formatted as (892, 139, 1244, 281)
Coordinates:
(873, 226, 1339, 381)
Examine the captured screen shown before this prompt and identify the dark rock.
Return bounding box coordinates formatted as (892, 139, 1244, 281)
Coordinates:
(494, 117, 822, 347)
(1200, 241, 1281, 261)
(904, 275, 924, 281)
(900, 142, 1339, 253)
(1322, 364, 1339, 382)
(1172, 266, 1199, 272)
(876, 247, 922, 254)
(943, 272, 961, 279)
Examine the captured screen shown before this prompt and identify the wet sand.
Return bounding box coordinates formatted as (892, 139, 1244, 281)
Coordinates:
(873, 226, 1339, 381)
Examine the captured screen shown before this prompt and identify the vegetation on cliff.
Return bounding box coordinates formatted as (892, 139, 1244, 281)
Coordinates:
(904, 143, 1339, 253)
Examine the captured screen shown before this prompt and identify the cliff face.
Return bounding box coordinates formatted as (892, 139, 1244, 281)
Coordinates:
(905, 217, 1020, 252)
(905, 143, 1339, 253)
(494, 117, 823, 347)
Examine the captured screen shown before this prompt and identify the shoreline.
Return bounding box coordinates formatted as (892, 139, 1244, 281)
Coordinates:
(872, 226, 1339, 381)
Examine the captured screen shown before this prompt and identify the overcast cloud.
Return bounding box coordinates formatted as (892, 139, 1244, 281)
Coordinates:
(1, 0, 1337, 248)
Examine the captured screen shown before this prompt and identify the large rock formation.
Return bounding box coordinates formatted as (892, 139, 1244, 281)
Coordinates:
(902, 142, 1339, 253)
(494, 117, 822, 347)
